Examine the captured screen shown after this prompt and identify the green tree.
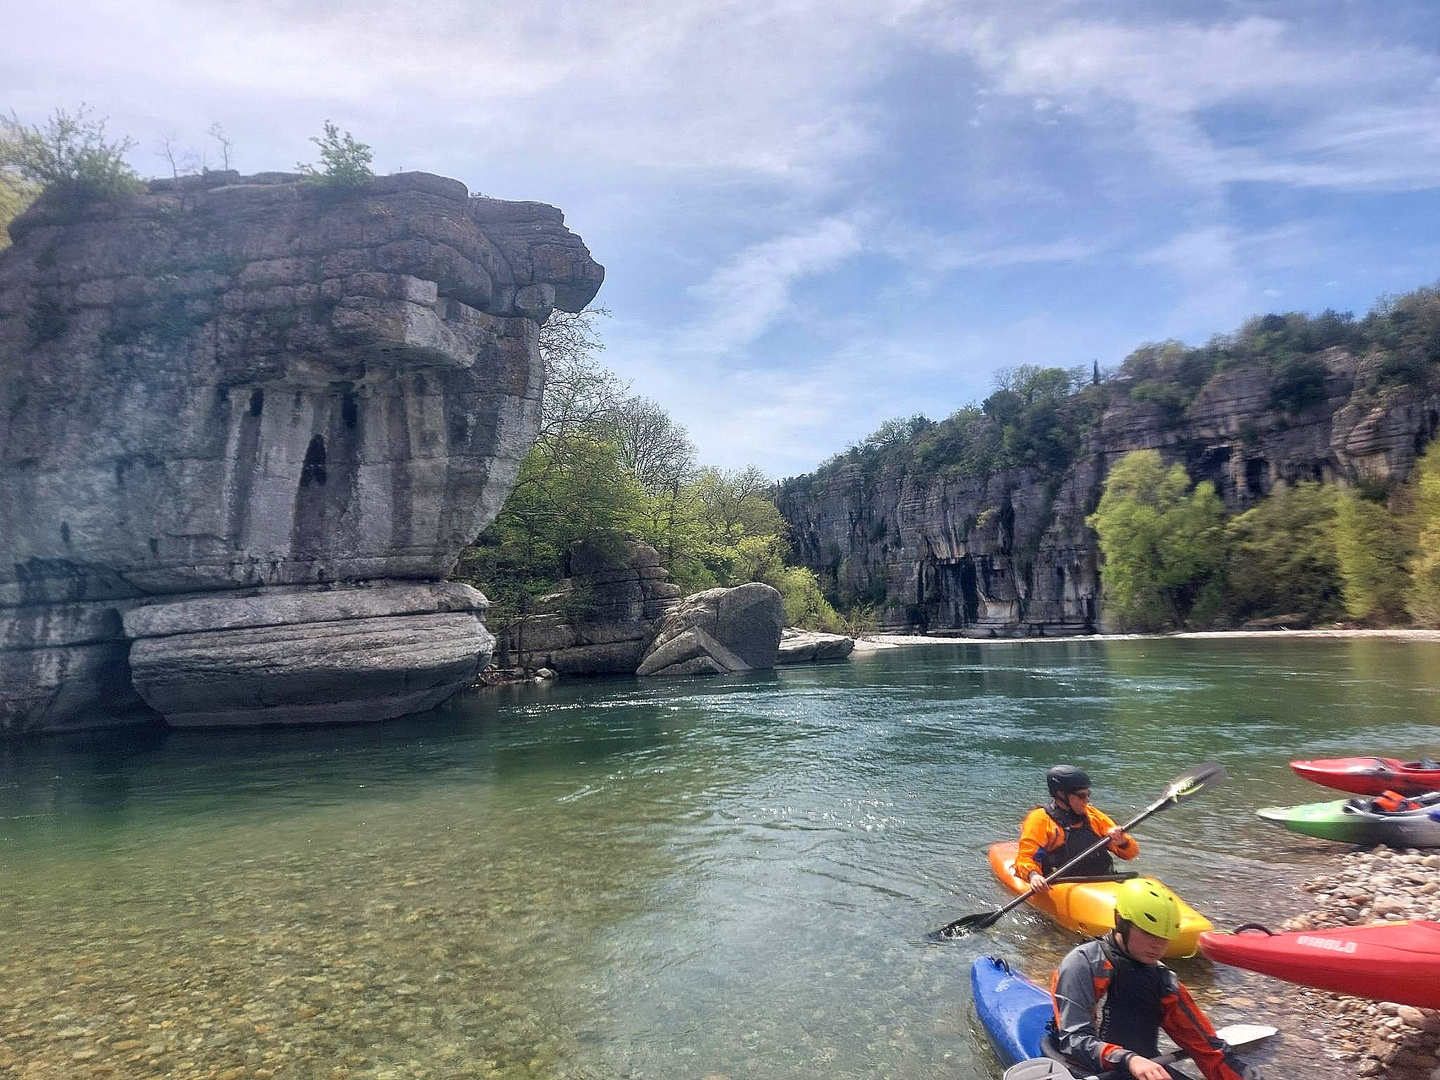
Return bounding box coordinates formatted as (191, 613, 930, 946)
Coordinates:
(1406, 444, 1440, 626)
(298, 121, 373, 187)
(1334, 487, 1413, 623)
(1224, 481, 1343, 623)
(0, 105, 141, 206)
(1087, 450, 1226, 630)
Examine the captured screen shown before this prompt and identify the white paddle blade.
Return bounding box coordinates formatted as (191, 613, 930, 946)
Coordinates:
(1002, 1060, 1072, 1080)
(1214, 1022, 1278, 1048)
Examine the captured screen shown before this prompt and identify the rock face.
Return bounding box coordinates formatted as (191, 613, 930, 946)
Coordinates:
(636, 583, 785, 677)
(503, 540, 683, 674)
(776, 628, 855, 664)
(124, 583, 492, 727)
(777, 348, 1440, 635)
(0, 171, 603, 731)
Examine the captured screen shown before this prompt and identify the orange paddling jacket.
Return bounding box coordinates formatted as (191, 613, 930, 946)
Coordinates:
(1013, 802, 1139, 882)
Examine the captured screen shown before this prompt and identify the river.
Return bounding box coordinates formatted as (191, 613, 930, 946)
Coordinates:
(3, 636, 1438, 1079)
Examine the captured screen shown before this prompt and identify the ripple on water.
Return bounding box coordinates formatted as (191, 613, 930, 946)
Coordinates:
(3, 637, 1438, 1078)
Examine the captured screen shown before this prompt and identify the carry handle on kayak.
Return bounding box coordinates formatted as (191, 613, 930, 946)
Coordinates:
(929, 762, 1227, 940)
(1001, 1022, 1276, 1080)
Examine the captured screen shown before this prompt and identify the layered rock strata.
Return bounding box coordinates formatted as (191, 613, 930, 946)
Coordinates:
(0, 171, 602, 731)
(778, 349, 1440, 635)
(504, 543, 788, 679)
(503, 540, 682, 675)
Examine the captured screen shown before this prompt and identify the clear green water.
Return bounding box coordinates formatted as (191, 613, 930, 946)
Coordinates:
(3, 637, 1438, 1080)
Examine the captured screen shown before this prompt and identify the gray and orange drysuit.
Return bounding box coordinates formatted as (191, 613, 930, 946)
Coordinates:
(1048, 935, 1261, 1079)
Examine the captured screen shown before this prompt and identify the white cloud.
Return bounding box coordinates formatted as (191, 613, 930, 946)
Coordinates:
(952, 14, 1440, 192)
(681, 219, 865, 354)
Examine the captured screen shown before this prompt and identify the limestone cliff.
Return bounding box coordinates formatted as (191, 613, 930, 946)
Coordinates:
(0, 170, 603, 731)
(777, 347, 1440, 636)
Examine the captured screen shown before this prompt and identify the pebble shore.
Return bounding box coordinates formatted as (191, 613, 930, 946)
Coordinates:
(1276, 846, 1440, 1080)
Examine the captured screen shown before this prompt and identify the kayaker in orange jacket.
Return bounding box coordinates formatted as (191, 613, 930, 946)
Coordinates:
(1047, 880, 1263, 1079)
(1014, 765, 1139, 894)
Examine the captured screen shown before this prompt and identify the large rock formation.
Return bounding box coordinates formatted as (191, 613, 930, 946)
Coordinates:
(636, 583, 784, 677)
(778, 347, 1440, 636)
(0, 170, 603, 731)
(503, 540, 683, 674)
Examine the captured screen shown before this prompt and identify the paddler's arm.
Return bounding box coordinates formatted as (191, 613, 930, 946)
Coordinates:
(1159, 980, 1263, 1080)
(1090, 807, 1139, 860)
(1049, 949, 1133, 1075)
(1015, 808, 1058, 893)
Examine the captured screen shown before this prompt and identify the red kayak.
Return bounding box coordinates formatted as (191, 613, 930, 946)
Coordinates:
(1199, 922, 1440, 1008)
(1289, 756, 1440, 797)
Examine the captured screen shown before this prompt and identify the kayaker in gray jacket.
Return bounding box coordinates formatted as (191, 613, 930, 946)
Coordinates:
(1048, 880, 1262, 1080)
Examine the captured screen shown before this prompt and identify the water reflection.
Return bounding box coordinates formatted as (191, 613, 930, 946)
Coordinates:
(0, 639, 1436, 1078)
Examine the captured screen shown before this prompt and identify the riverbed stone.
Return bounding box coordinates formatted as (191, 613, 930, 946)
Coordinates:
(0, 172, 603, 731)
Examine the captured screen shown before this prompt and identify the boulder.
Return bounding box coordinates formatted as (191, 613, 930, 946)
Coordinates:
(776, 627, 855, 664)
(636, 583, 784, 678)
(0, 172, 603, 731)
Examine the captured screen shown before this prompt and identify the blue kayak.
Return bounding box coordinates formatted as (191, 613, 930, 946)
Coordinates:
(970, 955, 1051, 1067)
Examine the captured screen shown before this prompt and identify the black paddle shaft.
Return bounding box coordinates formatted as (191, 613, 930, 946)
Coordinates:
(931, 762, 1227, 939)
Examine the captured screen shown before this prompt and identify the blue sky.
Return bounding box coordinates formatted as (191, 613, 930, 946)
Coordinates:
(9, 1, 1440, 478)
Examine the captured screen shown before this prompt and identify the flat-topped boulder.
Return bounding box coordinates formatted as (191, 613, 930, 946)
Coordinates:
(0, 172, 603, 731)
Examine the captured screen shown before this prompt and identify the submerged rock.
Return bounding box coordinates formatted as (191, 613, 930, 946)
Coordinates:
(0, 172, 603, 731)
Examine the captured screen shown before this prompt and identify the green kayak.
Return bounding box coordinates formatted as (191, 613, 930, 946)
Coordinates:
(1257, 793, 1440, 847)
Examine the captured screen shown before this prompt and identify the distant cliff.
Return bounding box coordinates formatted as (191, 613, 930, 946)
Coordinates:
(776, 308, 1440, 636)
(0, 170, 603, 731)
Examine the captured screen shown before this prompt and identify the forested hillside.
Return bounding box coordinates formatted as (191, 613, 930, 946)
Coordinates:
(775, 288, 1440, 634)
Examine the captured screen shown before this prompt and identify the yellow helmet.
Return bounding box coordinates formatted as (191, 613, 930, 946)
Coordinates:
(1114, 879, 1182, 941)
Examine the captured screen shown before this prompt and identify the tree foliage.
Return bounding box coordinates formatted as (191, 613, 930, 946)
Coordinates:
(1406, 444, 1440, 626)
(298, 121, 373, 187)
(1223, 482, 1342, 623)
(0, 172, 39, 250)
(1334, 487, 1414, 624)
(0, 106, 141, 206)
(1087, 450, 1226, 630)
(457, 307, 852, 639)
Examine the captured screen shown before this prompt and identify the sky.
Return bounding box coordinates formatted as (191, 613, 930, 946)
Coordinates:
(8, 0, 1440, 478)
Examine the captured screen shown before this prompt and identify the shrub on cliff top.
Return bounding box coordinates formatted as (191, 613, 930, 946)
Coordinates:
(0, 105, 142, 205)
(298, 121, 374, 187)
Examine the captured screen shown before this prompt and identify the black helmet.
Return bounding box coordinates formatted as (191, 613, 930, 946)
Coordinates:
(1047, 765, 1090, 797)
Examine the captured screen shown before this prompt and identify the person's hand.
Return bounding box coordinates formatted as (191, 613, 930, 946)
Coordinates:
(1028, 872, 1051, 895)
(1107, 825, 1126, 847)
(1125, 1052, 1172, 1080)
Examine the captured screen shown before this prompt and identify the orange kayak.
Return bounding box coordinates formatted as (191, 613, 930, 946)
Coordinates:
(987, 842, 1212, 959)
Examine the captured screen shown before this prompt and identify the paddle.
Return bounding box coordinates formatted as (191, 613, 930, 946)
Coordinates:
(1001, 1022, 1276, 1080)
(930, 762, 1227, 940)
